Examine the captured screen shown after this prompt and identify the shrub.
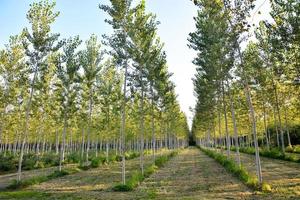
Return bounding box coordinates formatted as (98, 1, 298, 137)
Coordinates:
(262, 183, 272, 192)
(144, 165, 157, 177)
(154, 156, 168, 167)
(48, 170, 69, 179)
(125, 152, 139, 160)
(42, 153, 59, 166)
(0, 154, 17, 171)
(22, 154, 38, 170)
(127, 170, 144, 188)
(109, 155, 117, 163)
(66, 152, 80, 164)
(7, 176, 48, 190)
(112, 184, 133, 192)
(91, 157, 102, 168)
(34, 161, 45, 169)
(293, 145, 300, 153)
(285, 146, 294, 153)
(115, 155, 122, 162)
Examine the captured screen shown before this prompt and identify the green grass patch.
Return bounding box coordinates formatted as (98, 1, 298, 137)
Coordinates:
(0, 191, 50, 199)
(113, 151, 178, 192)
(199, 146, 271, 192)
(231, 146, 300, 163)
(6, 169, 75, 190)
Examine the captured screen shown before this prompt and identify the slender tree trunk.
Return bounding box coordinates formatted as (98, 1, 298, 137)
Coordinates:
(218, 105, 222, 151)
(244, 84, 263, 184)
(86, 92, 93, 163)
(283, 105, 291, 146)
(81, 128, 85, 160)
(228, 85, 241, 167)
(273, 82, 285, 153)
(262, 100, 270, 150)
(59, 111, 67, 171)
(151, 84, 156, 163)
(139, 82, 145, 175)
(120, 64, 127, 185)
(55, 130, 59, 155)
(273, 107, 280, 147)
(17, 67, 38, 182)
(106, 141, 109, 163)
(222, 82, 230, 156)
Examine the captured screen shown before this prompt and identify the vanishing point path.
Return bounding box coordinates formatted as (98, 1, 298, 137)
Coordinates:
(136, 147, 252, 199)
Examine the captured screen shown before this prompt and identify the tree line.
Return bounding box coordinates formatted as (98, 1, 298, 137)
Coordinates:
(0, 0, 189, 184)
(190, 0, 299, 184)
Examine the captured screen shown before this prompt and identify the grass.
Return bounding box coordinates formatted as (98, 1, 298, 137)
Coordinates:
(4, 151, 141, 191)
(231, 146, 300, 163)
(0, 191, 50, 199)
(113, 151, 178, 192)
(6, 169, 78, 190)
(199, 146, 271, 192)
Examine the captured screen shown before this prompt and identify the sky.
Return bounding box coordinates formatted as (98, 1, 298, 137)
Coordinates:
(0, 0, 271, 128)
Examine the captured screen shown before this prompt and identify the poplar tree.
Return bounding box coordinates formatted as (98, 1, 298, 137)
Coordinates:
(100, 0, 133, 185)
(17, 0, 62, 181)
(80, 35, 103, 163)
(53, 36, 82, 171)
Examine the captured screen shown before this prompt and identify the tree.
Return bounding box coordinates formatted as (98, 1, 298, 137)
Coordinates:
(17, 0, 63, 181)
(100, 0, 133, 185)
(53, 36, 82, 171)
(80, 34, 103, 163)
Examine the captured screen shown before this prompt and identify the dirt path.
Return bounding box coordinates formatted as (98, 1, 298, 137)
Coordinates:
(223, 149, 300, 198)
(0, 164, 77, 189)
(135, 147, 253, 200)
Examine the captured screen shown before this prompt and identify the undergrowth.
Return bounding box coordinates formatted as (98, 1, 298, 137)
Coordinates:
(231, 146, 300, 163)
(199, 146, 271, 192)
(113, 151, 178, 192)
(6, 169, 77, 190)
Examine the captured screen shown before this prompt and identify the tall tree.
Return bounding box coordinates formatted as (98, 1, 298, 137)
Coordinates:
(53, 36, 82, 171)
(80, 34, 103, 163)
(17, 0, 62, 181)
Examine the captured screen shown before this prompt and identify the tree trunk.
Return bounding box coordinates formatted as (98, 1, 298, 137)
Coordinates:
(222, 82, 230, 156)
(273, 107, 280, 147)
(121, 65, 127, 184)
(244, 84, 263, 184)
(139, 83, 145, 175)
(273, 82, 285, 153)
(59, 111, 67, 171)
(283, 105, 291, 146)
(228, 86, 241, 167)
(262, 100, 270, 150)
(56, 130, 59, 155)
(86, 91, 93, 164)
(17, 67, 38, 182)
(150, 84, 156, 163)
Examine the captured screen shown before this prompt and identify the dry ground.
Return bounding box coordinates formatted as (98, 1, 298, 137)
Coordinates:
(223, 149, 300, 199)
(0, 164, 77, 189)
